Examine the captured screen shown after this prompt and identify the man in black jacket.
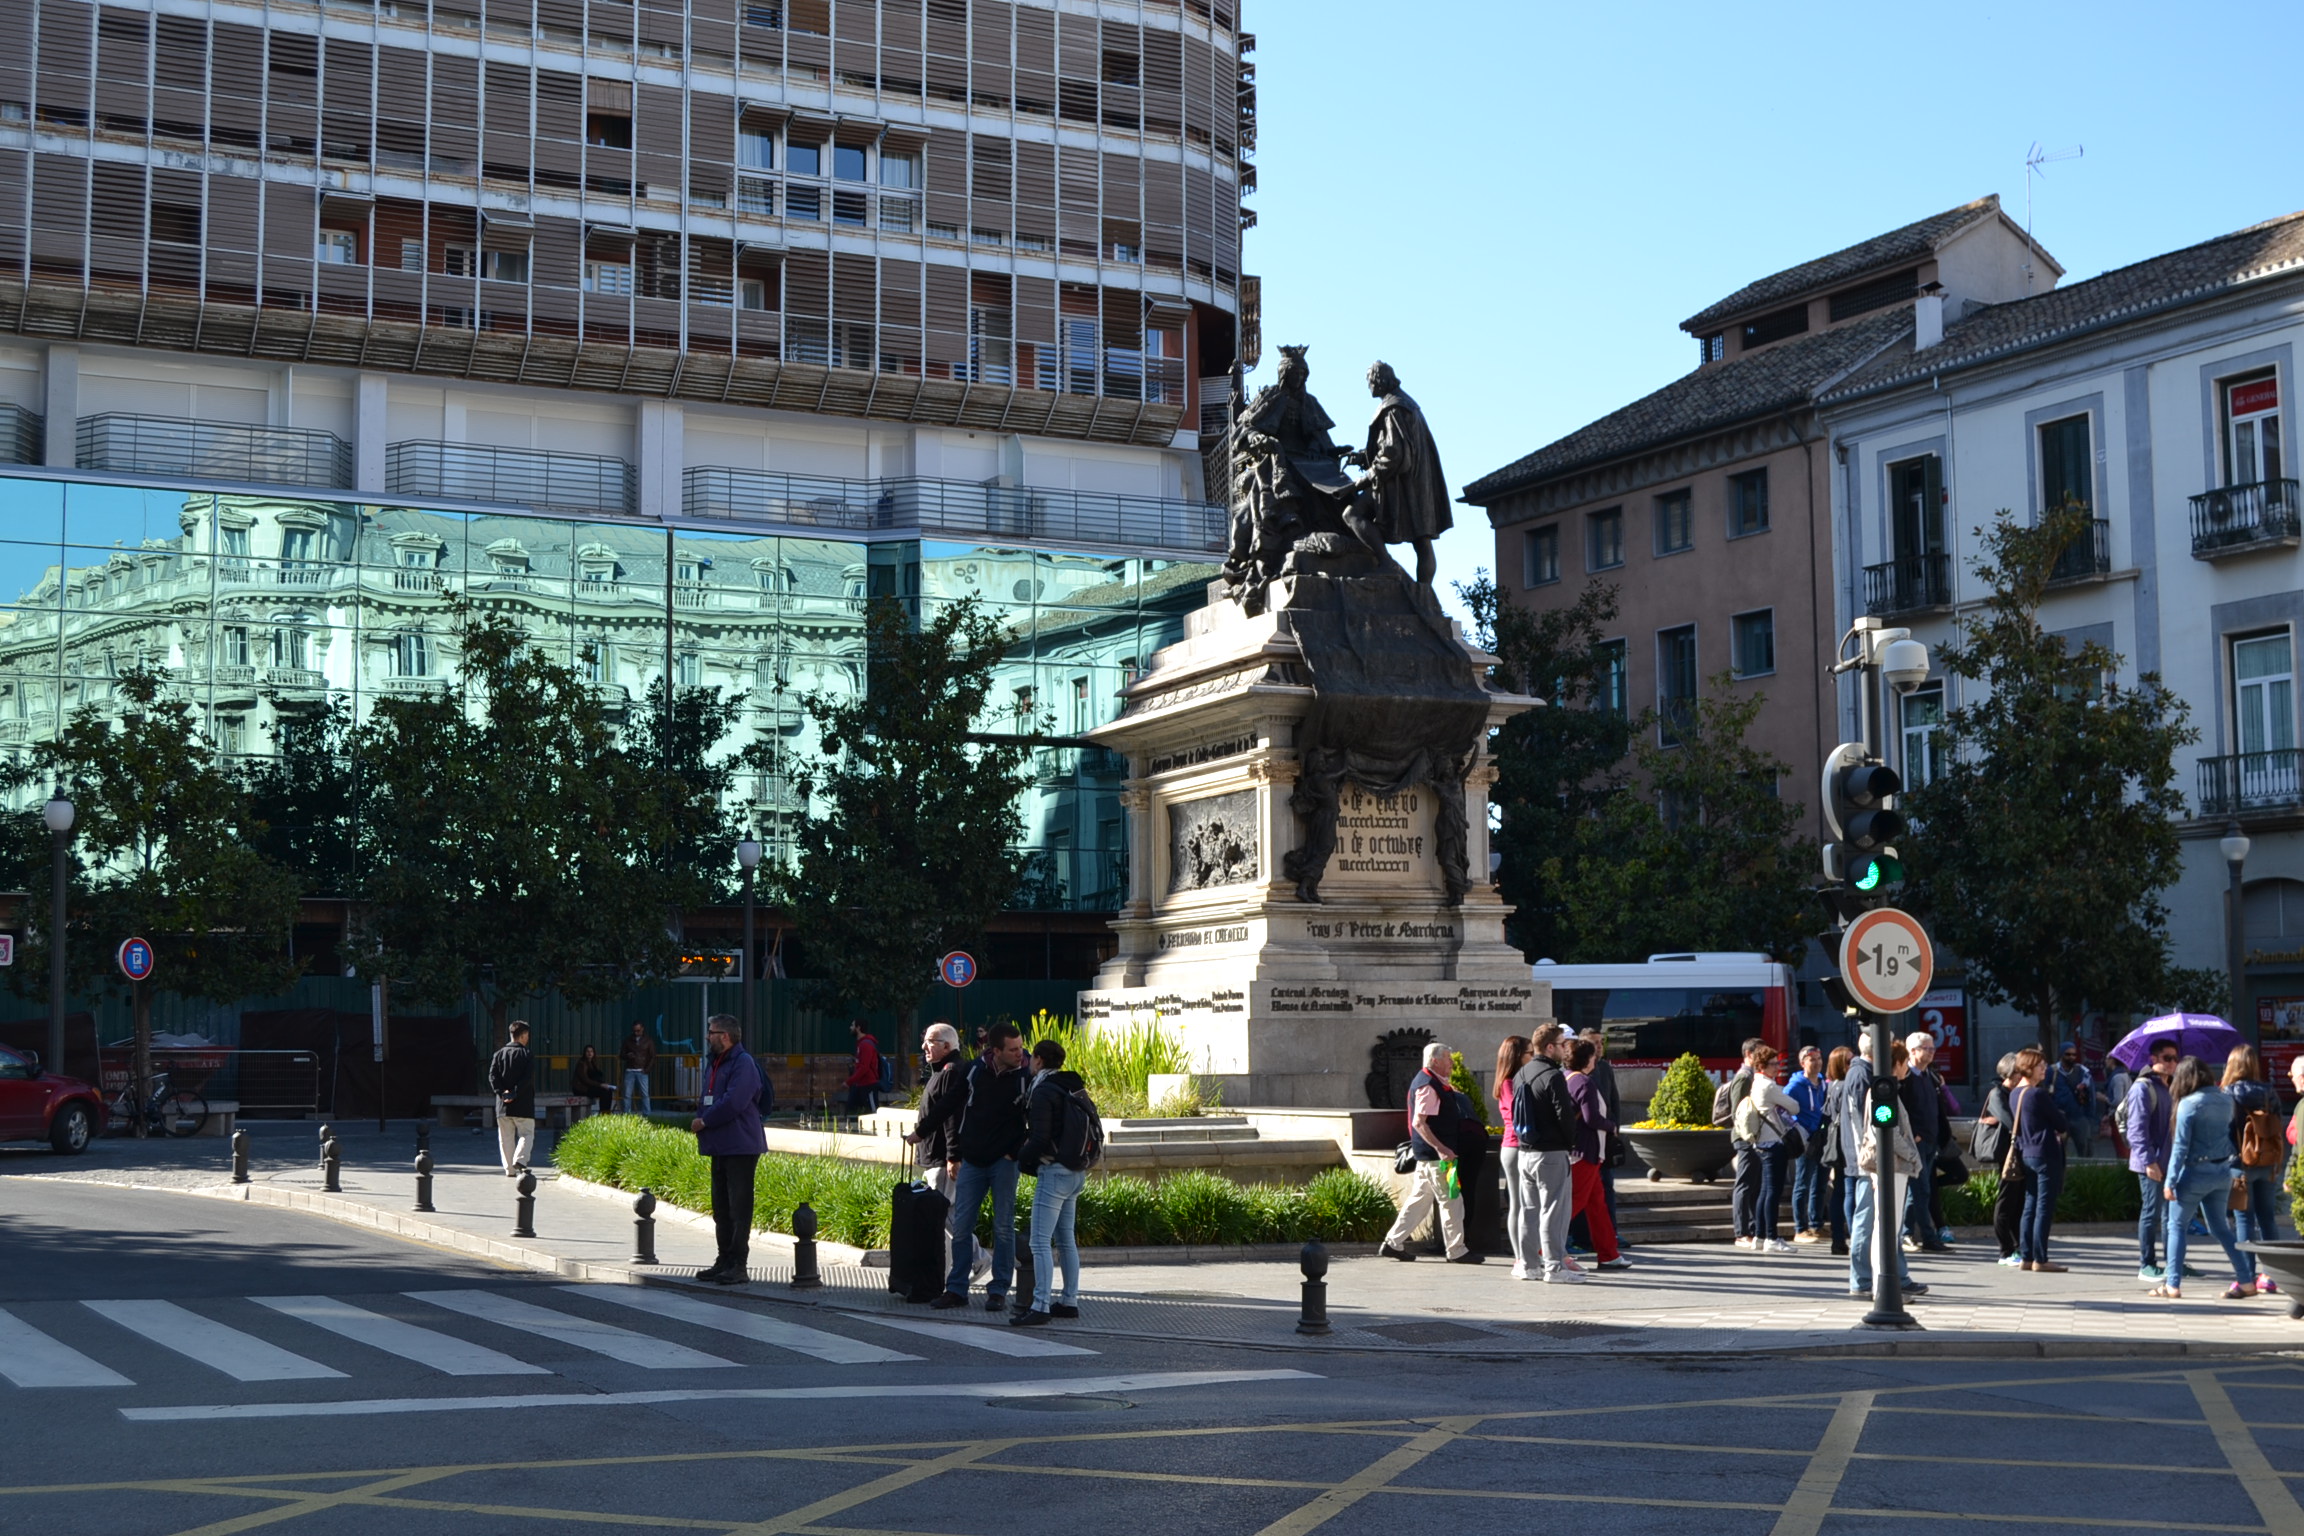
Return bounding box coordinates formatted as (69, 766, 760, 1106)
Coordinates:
(1510, 1023, 1581, 1282)
(488, 1021, 536, 1177)
(930, 1022, 1028, 1312)
(1014, 1039, 1092, 1326)
(903, 1022, 974, 1284)
(1901, 1031, 1951, 1253)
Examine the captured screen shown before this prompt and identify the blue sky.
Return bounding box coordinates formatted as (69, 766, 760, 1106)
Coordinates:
(1237, 0, 2304, 624)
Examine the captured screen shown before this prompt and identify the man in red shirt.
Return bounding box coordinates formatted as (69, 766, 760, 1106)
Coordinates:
(846, 1021, 884, 1119)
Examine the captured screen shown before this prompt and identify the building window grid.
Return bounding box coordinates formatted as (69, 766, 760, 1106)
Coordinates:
(1657, 624, 1697, 747)
(1654, 489, 1693, 556)
(1588, 507, 1624, 571)
(1728, 468, 1769, 537)
(1731, 609, 1775, 678)
(1523, 525, 1559, 588)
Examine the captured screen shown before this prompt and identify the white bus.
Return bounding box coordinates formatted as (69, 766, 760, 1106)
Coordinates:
(1535, 952, 1798, 1107)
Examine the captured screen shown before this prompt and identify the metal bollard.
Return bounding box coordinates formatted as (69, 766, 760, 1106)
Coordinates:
(1013, 1207, 1035, 1314)
(230, 1129, 250, 1185)
(316, 1124, 332, 1171)
(321, 1137, 342, 1194)
(791, 1201, 822, 1289)
(633, 1188, 658, 1265)
(413, 1150, 434, 1212)
(513, 1170, 537, 1238)
(1297, 1241, 1331, 1336)
(416, 1124, 431, 1158)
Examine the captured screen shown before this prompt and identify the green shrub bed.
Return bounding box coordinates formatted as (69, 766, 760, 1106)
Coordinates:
(1938, 1161, 2141, 1226)
(554, 1115, 1398, 1249)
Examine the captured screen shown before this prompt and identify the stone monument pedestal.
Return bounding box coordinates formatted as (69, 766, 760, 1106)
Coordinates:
(1082, 571, 1545, 1109)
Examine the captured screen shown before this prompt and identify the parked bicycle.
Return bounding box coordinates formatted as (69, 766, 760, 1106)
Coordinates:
(107, 1071, 209, 1138)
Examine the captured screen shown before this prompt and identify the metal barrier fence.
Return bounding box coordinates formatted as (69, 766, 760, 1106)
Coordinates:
(0, 403, 44, 466)
(387, 440, 637, 518)
(77, 414, 353, 489)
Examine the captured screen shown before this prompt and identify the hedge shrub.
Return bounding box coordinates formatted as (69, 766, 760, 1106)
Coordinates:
(1937, 1161, 2141, 1226)
(553, 1115, 1398, 1248)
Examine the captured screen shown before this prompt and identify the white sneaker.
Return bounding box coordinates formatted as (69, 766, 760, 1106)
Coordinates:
(1510, 1263, 1529, 1280)
(1764, 1239, 1795, 1254)
(1547, 1266, 1588, 1284)
(1733, 1236, 1755, 1249)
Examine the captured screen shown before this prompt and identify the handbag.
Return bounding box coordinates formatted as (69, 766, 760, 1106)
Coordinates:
(1820, 1118, 1844, 1170)
(1393, 1141, 1418, 1176)
(2231, 1175, 2251, 1213)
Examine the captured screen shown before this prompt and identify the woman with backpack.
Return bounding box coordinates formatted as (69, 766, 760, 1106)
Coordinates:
(2154, 1054, 2262, 1300)
(1493, 1036, 1533, 1277)
(2223, 1045, 2283, 1266)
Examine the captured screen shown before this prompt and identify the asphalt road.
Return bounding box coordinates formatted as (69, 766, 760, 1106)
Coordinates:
(6, 1178, 2304, 1536)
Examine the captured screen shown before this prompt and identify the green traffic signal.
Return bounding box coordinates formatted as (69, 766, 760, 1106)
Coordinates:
(1872, 1102, 1896, 1125)
(1851, 851, 1905, 894)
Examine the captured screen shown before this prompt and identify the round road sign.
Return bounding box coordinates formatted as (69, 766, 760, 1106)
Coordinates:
(117, 937, 155, 983)
(937, 950, 977, 989)
(1838, 908, 1933, 1015)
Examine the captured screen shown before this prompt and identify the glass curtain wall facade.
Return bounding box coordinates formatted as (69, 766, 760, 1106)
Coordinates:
(0, 474, 1214, 911)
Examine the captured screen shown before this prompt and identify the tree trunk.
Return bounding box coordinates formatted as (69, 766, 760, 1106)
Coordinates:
(132, 981, 151, 1139)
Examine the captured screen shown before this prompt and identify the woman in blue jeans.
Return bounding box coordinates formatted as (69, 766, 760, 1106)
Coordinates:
(2224, 1045, 2283, 1262)
(2154, 1055, 2261, 1301)
(2006, 1046, 2069, 1271)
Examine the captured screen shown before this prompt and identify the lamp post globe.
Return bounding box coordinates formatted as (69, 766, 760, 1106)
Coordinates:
(736, 839, 762, 871)
(42, 796, 73, 835)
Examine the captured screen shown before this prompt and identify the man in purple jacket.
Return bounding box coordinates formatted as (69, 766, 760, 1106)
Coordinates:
(690, 1013, 767, 1286)
(2125, 1038, 2181, 1283)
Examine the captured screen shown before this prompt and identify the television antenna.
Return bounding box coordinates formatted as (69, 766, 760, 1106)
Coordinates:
(2023, 141, 2083, 293)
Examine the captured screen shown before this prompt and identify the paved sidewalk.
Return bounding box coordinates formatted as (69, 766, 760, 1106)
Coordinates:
(15, 1121, 2304, 1359)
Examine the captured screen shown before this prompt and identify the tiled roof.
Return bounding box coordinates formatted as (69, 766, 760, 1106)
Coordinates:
(1461, 310, 1908, 504)
(1821, 209, 2304, 404)
(1678, 197, 2004, 335)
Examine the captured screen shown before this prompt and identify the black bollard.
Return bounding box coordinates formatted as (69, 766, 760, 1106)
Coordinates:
(413, 1150, 435, 1212)
(321, 1137, 342, 1194)
(633, 1188, 658, 1265)
(416, 1123, 431, 1158)
(1013, 1207, 1034, 1315)
(230, 1128, 250, 1185)
(513, 1169, 537, 1238)
(1297, 1241, 1331, 1336)
(316, 1123, 333, 1171)
(791, 1201, 822, 1289)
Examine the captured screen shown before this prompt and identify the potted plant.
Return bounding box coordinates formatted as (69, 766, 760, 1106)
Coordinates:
(1620, 1052, 1735, 1182)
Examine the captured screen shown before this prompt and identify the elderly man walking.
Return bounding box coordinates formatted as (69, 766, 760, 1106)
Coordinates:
(1377, 1042, 1484, 1265)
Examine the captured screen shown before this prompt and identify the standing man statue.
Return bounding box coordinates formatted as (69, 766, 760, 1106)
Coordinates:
(1344, 361, 1452, 590)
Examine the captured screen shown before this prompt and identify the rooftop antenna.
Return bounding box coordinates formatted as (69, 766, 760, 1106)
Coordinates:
(2023, 141, 2083, 294)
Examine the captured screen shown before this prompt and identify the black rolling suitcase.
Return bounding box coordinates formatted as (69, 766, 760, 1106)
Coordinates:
(888, 1179, 950, 1303)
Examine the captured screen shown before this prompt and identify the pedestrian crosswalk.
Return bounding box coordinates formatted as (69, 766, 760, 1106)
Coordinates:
(0, 1286, 1101, 1392)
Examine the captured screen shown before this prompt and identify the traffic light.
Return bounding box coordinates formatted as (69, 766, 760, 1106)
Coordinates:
(1821, 742, 1908, 917)
(1867, 1078, 1901, 1129)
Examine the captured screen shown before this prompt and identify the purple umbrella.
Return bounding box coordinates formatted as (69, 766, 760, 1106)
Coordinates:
(2108, 1013, 2246, 1073)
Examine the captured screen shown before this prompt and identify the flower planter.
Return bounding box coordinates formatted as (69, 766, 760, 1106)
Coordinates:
(1621, 1126, 1735, 1184)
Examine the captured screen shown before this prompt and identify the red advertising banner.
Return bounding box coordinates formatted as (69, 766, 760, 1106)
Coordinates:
(2231, 377, 2280, 417)
(1916, 989, 1966, 1082)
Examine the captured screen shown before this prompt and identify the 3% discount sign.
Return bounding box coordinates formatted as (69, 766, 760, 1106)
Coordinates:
(1837, 908, 1933, 1016)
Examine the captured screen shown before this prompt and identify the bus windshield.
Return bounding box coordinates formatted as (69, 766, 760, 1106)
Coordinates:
(1553, 987, 1767, 1062)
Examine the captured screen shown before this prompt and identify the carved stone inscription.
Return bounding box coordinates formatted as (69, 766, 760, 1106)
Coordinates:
(1167, 790, 1259, 893)
(1327, 785, 1437, 882)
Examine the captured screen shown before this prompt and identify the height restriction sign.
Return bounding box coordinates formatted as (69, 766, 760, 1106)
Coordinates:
(1838, 908, 1934, 1016)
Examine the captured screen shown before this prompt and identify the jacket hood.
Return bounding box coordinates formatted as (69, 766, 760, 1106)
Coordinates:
(1039, 1070, 1086, 1092)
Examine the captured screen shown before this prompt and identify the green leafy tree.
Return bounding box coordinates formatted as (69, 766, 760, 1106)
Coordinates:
(624, 676, 765, 903)
(243, 698, 368, 897)
(1905, 502, 2198, 1037)
(11, 669, 303, 1122)
(781, 595, 1033, 1016)
(1457, 571, 1633, 960)
(353, 614, 710, 1032)
(1545, 675, 1817, 964)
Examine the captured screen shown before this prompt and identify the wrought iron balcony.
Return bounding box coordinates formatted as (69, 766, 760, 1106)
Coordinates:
(77, 415, 353, 490)
(2197, 749, 2304, 817)
(682, 468, 1226, 553)
(1863, 552, 1952, 616)
(386, 441, 635, 518)
(0, 403, 44, 465)
(2047, 517, 2112, 583)
(2190, 479, 2301, 557)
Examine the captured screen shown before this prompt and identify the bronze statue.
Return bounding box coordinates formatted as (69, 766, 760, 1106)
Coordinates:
(1343, 361, 1451, 589)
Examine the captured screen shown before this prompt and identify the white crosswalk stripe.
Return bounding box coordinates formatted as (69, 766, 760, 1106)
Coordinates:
(407, 1290, 736, 1370)
(0, 1307, 133, 1388)
(83, 1299, 345, 1382)
(844, 1311, 1098, 1358)
(568, 1287, 922, 1365)
(251, 1296, 549, 1377)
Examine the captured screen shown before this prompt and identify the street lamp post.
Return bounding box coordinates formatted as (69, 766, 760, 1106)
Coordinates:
(42, 796, 72, 1078)
(736, 839, 762, 1044)
(2222, 820, 2252, 1037)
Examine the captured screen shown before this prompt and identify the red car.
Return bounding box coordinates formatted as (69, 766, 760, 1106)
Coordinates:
(0, 1042, 106, 1153)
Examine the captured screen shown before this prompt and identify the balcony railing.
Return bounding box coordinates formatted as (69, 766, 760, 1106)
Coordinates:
(682, 468, 1226, 553)
(77, 415, 353, 490)
(1863, 552, 1952, 615)
(386, 441, 635, 518)
(2191, 479, 2302, 557)
(0, 403, 44, 466)
(2048, 517, 2112, 583)
(2198, 749, 2304, 817)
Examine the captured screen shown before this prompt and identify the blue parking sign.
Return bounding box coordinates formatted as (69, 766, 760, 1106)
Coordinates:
(118, 937, 155, 982)
(938, 951, 977, 989)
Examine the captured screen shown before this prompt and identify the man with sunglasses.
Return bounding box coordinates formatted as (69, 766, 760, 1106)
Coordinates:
(691, 1014, 767, 1285)
(2124, 1041, 2181, 1283)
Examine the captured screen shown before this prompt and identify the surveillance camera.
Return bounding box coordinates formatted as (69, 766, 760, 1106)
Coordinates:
(1882, 637, 1931, 695)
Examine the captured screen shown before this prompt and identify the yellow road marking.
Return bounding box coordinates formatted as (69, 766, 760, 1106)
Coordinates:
(2190, 1369, 2304, 1536)
(163, 1470, 451, 1536)
(1768, 1391, 1872, 1536)
(720, 1438, 1017, 1536)
(1251, 1416, 1478, 1536)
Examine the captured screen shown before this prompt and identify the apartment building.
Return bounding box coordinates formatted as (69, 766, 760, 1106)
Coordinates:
(1463, 197, 2058, 851)
(0, 0, 1258, 946)
(1819, 210, 2304, 1070)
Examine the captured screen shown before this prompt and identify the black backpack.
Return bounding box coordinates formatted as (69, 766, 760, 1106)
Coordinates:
(1056, 1086, 1105, 1171)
